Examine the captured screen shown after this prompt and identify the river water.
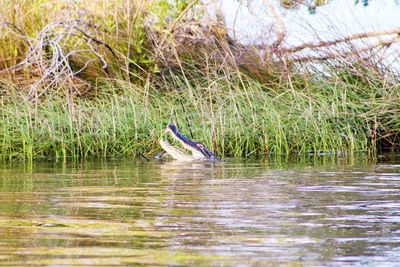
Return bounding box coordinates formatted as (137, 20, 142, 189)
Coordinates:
(0, 154, 400, 266)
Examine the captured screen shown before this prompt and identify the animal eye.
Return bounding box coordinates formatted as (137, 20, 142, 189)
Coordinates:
(197, 144, 204, 149)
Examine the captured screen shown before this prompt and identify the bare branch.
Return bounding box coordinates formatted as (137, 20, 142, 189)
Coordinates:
(289, 35, 400, 62)
(277, 28, 400, 53)
(72, 26, 118, 59)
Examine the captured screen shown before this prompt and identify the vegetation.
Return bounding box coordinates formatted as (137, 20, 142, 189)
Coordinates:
(0, 0, 399, 160)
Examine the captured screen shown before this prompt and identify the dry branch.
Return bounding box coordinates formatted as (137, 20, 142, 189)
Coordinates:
(288, 35, 400, 62)
(0, 17, 118, 99)
(276, 28, 400, 53)
(73, 26, 118, 59)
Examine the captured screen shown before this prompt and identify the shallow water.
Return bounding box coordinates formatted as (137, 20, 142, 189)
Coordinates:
(0, 154, 400, 266)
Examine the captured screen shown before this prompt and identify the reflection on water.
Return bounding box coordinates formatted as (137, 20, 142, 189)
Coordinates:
(0, 154, 400, 266)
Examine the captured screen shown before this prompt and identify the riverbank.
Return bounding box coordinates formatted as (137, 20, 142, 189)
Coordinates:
(0, 0, 398, 159)
(1, 73, 398, 160)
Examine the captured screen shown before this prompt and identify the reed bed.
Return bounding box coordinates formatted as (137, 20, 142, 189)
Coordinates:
(0, 72, 397, 160)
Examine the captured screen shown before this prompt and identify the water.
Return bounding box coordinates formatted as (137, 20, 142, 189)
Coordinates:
(1, 154, 400, 266)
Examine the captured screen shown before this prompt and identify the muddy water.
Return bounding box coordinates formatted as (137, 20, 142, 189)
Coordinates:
(0, 155, 400, 266)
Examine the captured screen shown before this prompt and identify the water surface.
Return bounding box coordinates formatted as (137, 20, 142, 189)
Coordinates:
(1, 155, 400, 266)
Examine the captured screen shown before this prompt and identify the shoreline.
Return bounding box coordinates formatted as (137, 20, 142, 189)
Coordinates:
(1, 76, 397, 160)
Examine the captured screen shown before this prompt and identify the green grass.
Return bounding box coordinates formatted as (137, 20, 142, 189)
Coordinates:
(1, 73, 397, 160)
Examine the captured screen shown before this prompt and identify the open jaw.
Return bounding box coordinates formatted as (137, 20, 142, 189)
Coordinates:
(159, 124, 219, 161)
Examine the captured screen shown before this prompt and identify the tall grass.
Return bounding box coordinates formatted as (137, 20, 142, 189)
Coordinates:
(1, 71, 397, 160)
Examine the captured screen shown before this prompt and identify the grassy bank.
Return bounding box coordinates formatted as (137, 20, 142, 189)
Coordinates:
(1, 72, 398, 160)
(0, 0, 399, 159)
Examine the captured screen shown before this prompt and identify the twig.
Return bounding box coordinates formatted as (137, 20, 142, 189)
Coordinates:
(138, 152, 150, 161)
(73, 26, 118, 59)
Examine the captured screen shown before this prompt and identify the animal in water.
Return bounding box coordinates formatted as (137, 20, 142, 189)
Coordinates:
(158, 124, 219, 161)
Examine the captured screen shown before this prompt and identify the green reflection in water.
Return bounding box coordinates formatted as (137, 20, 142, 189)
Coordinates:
(0, 154, 399, 266)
